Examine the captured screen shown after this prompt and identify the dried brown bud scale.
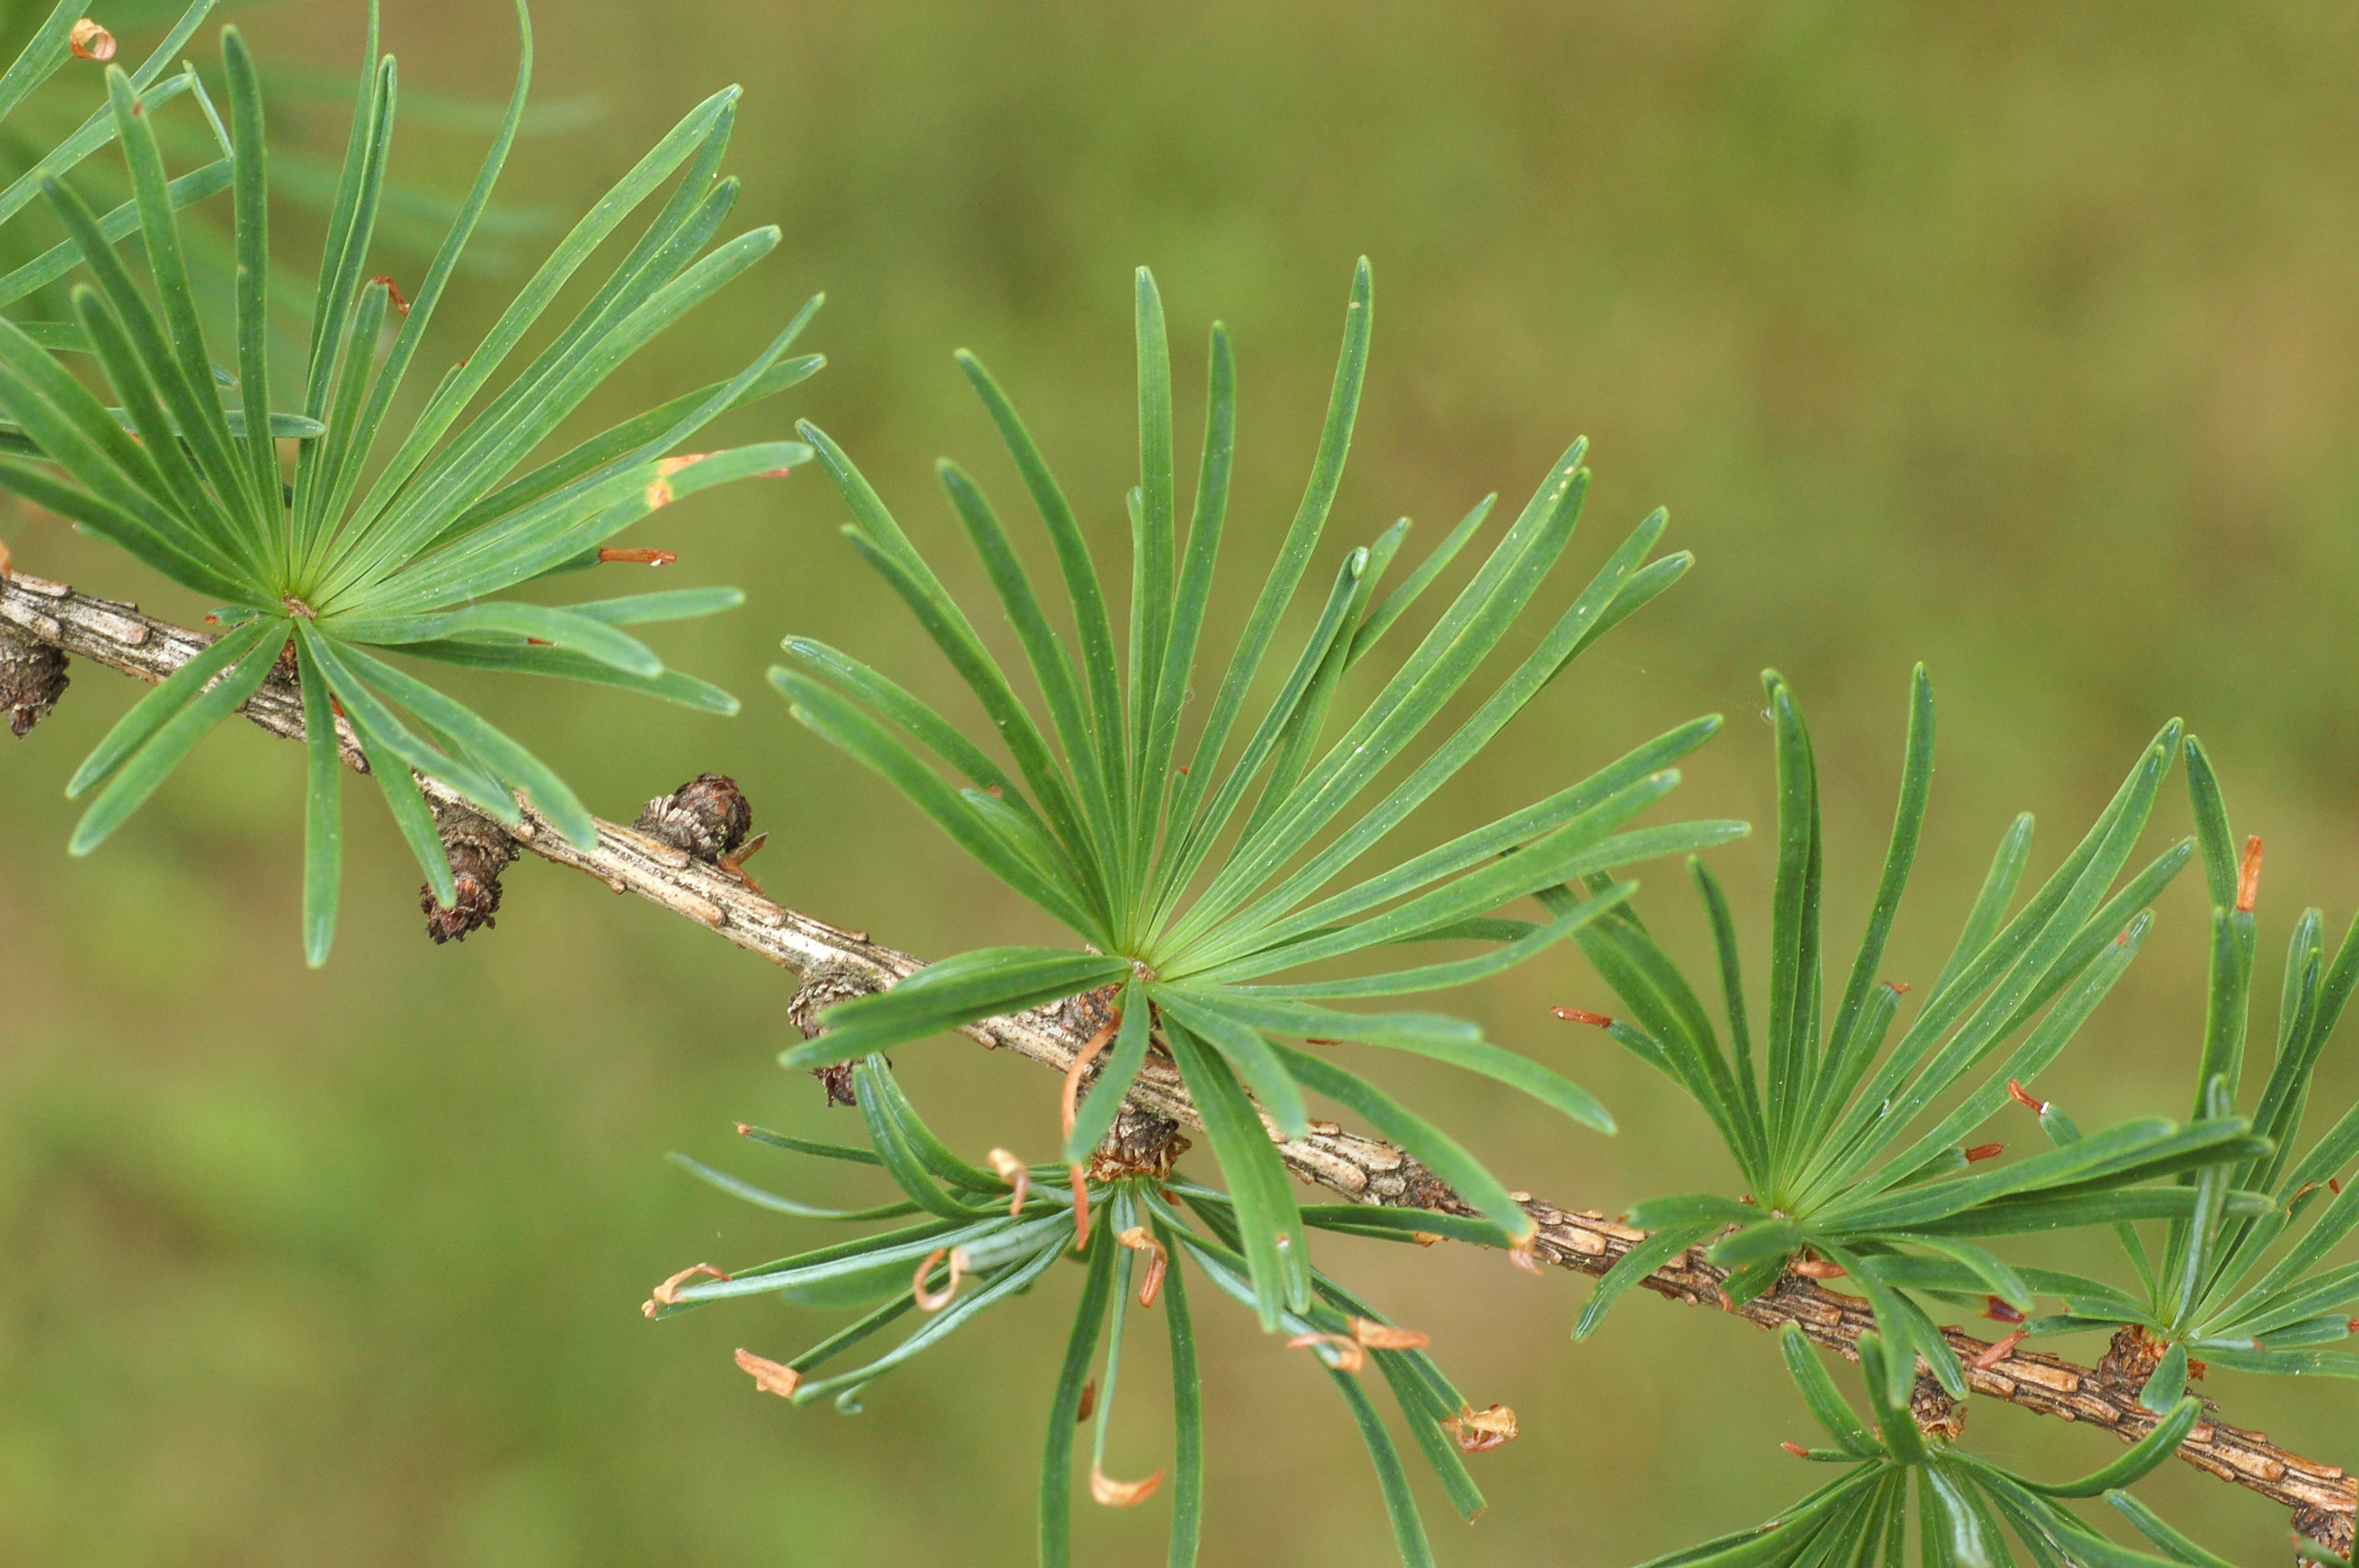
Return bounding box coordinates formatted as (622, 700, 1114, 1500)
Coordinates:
(1441, 1403, 1518, 1454)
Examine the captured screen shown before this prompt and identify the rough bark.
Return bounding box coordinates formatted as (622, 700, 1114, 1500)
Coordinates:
(3, 568, 2350, 1538)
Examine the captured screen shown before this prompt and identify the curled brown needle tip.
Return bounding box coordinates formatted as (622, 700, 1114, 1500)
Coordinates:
(734, 1348, 800, 1398)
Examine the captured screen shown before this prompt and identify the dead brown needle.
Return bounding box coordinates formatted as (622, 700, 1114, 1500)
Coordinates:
(1441, 1403, 1518, 1454)
(69, 19, 113, 59)
(987, 1148, 1030, 1216)
(642, 1261, 730, 1316)
(1089, 1461, 1165, 1508)
(1117, 1227, 1169, 1307)
(1973, 1328, 2028, 1370)
(1060, 1014, 1119, 1250)
(369, 275, 410, 318)
(1060, 1014, 1121, 1142)
(912, 1246, 966, 1311)
(1286, 1331, 1366, 1374)
(1067, 1165, 1092, 1251)
(643, 452, 712, 510)
(1351, 1317, 1430, 1350)
(734, 1348, 801, 1398)
(717, 830, 769, 895)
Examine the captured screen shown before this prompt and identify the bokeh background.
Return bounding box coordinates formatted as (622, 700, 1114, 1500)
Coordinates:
(4, 0, 2357, 1563)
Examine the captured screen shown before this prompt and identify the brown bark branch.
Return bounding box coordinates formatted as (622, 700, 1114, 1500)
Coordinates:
(4, 567, 2351, 1537)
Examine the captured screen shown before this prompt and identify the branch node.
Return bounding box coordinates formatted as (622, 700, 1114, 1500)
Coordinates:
(1085, 1107, 1189, 1184)
(0, 623, 69, 737)
(635, 772, 753, 865)
(789, 958, 880, 1106)
(2295, 1504, 2354, 1566)
(1910, 1374, 1968, 1442)
(2093, 1324, 2207, 1393)
(423, 809, 519, 945)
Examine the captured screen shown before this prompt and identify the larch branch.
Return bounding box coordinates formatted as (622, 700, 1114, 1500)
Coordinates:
(3, 567, 2351, 1541)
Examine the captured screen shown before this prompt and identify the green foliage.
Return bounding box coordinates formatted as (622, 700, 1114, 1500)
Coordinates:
(5, 6, 2349, 1562)
(1637, 1323, 2212, 1568)
(776, 260, 1739, 1320)
(653, 1057, 1510, 1568)
(0, 0, 224, 373)
(0, 0, 536, 408)
(1559, 671, 2286, 1410)
(2006, 740, 2359, 1392)
(0, 2, 820, 964)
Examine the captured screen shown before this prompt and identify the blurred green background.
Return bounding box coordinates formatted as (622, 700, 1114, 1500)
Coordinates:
(3, 0, 2356, 1562)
